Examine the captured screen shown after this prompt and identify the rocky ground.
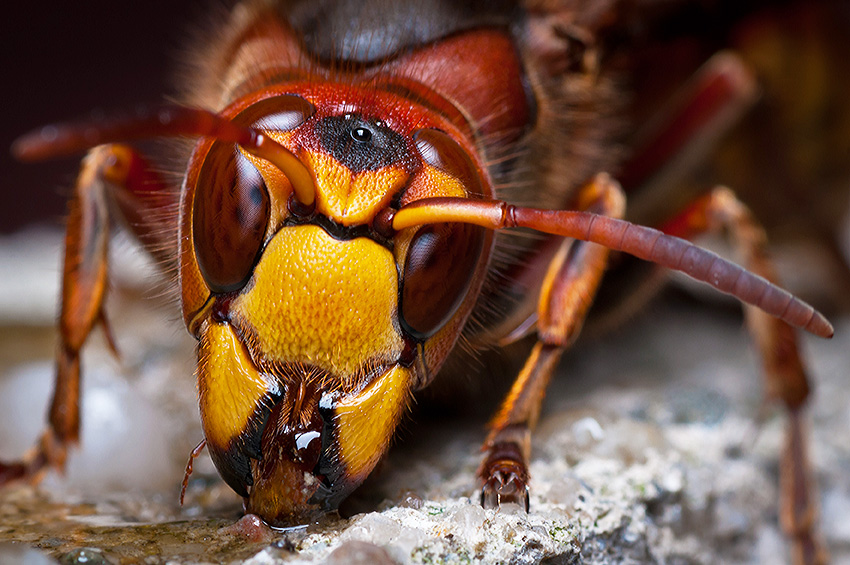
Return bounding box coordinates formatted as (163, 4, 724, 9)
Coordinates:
(0, 228, 848, 564)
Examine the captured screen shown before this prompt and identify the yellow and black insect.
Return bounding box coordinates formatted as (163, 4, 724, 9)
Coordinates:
(3, 2, 845, 563)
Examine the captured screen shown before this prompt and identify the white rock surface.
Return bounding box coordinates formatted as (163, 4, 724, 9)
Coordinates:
(0, 228, 847, 564)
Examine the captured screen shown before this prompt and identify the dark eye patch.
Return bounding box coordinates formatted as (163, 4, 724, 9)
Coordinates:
(316, 114, 408, 172)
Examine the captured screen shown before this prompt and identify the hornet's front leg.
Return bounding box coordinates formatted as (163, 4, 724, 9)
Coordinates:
(479, 174, 625, 509)
(0, 144, 176, 485)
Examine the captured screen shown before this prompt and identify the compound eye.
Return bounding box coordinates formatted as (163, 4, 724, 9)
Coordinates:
(238, 93, 316, 131)
(413, 128, 485, 197)
(193, 144, 270, 293)
(398, 129, 489, 340)
(399, 222, 485, 340)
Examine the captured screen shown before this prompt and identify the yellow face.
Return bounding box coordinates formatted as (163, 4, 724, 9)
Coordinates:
(180, 82, 493, 524)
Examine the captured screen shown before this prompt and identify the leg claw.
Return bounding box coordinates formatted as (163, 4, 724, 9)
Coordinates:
(0, 430, 67, 488)
(480, 470, 530, 511)
(479, 442, 530, 512)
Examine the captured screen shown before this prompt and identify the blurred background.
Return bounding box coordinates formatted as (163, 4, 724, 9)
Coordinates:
(0, 1, 201, 233)
(617, 0, 850, 315)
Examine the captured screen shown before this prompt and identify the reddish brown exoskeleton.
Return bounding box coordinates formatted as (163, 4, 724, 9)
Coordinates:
(1, 1, 838, 563)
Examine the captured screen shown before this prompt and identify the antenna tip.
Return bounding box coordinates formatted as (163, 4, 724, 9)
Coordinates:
(807, 311, 834, 339)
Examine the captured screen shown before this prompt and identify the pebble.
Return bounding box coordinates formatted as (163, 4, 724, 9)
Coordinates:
(324, 541, 397, 565)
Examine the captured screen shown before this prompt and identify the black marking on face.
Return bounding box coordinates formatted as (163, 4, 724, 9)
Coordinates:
(316, 114, 408, 173)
